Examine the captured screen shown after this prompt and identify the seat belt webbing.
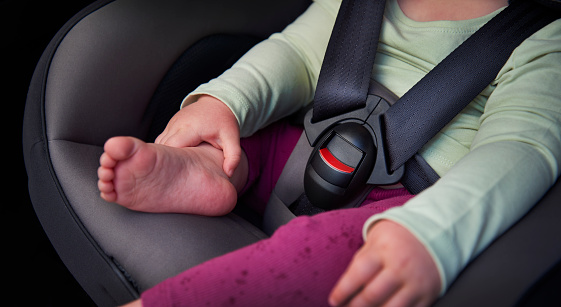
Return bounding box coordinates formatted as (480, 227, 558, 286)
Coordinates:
(311, 0, 385, 122)
(291, 0, 558, 214)
(384, 0, 560, 172)
(311, 0, 558, 187)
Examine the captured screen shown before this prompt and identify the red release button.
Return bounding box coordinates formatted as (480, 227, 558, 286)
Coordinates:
(319, 147, 355, 174)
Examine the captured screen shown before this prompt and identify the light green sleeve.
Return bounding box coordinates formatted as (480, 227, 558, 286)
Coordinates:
(181, 0, 341, 137)
(363, 20, 561, 294)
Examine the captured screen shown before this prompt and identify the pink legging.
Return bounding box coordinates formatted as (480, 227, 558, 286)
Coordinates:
(141, 121, 413, 306)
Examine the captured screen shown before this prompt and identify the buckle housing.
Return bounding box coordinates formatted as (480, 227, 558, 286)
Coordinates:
(303, 94, 404, 210)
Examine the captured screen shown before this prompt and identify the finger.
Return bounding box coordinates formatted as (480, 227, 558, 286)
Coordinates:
(155, 130, 173, 146)
(222, 147, 241, 177)
(159, 130, 203, 148)
(348, 269, 402, 307)
(219, 135, 242, 177)
(154, 132, 165, 144)
(378, 273, 438, 307)
(329, 249, 383, 307)
(378, 287, 420, 307)
(155, 116, 177, 144)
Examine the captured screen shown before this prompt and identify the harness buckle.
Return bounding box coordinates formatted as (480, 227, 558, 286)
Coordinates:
(303, 94, 404, 210)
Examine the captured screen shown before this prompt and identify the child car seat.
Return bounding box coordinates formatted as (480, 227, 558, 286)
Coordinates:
(22, 0, 561, 306)
(22, 0, 310, 305)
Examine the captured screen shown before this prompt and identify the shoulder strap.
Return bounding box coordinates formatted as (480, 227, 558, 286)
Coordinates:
(311, 0, 559, 194)
(384, 0, 560, 173)
(311, 0, 385, 122)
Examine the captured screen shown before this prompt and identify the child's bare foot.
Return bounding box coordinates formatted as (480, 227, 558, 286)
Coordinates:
(97, 136, 247, 216)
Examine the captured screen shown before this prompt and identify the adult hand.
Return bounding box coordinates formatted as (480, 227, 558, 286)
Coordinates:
(329, 220, 441, 307)
(156, 95, 241, 177)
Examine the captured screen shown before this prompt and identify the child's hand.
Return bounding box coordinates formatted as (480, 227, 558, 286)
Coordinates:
(155, 95, 241, 177)
(329, 220, 441, 307)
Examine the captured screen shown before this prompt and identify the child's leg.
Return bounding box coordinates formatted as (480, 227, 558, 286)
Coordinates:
(238, 120, 304, 214)
(140, 188, 414, 307)
(97, 137, 247, 215)
(97, 120, 300, 216)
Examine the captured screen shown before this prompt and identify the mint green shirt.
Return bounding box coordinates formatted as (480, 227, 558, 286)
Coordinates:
(184, 0, 561, 293)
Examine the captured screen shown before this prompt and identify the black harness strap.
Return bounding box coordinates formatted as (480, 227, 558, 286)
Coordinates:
(384, 0, 560, 173)
(311, 0, 385, 122)
(290, 0, 559, 214)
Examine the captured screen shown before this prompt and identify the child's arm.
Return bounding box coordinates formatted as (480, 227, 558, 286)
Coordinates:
(329, 220, 441, 307)
(158, 0, 339, 176)
(331, 19, 561, 306)
(181, 0, 339, 138)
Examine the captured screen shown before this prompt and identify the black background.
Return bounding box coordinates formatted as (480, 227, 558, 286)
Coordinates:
(3, 0, 96, 305)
